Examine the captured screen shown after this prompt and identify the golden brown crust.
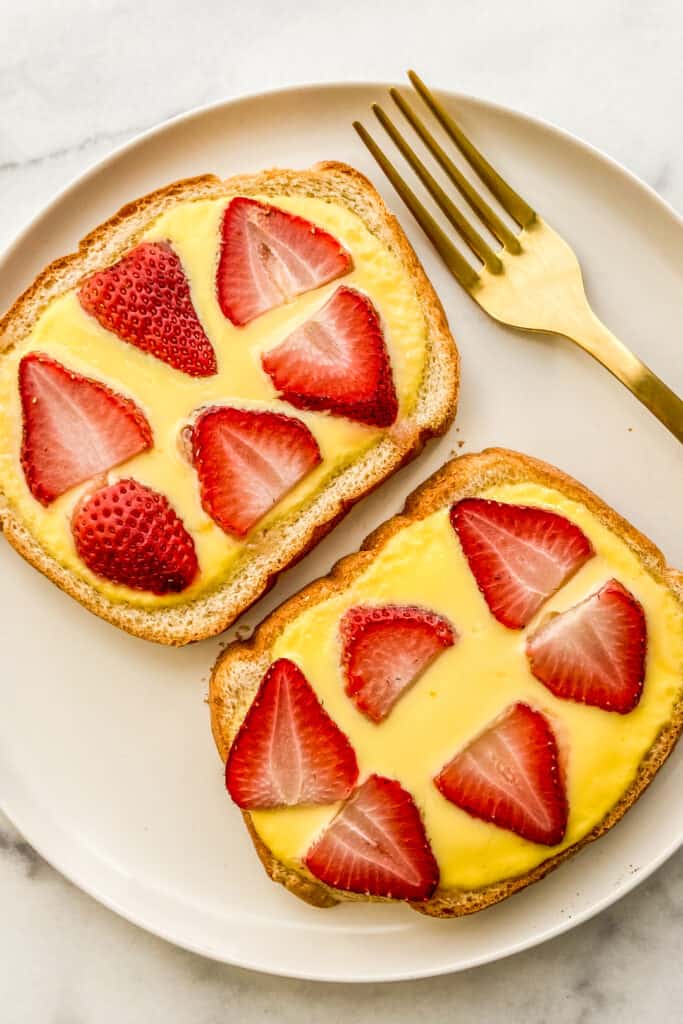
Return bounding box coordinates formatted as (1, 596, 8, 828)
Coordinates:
(209, 447, 683, 916)
(0, 162, 459, 645)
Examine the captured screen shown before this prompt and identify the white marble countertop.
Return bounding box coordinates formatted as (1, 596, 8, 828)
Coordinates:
(2, 1, 682, 1019)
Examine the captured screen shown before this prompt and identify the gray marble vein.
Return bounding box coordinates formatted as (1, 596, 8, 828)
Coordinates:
(0, 125, 147, 175)
(0, 824, 45, 878)
(1, 0, 682, 1020)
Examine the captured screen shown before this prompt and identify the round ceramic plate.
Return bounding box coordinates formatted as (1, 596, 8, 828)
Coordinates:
(0, 83, 681, 983)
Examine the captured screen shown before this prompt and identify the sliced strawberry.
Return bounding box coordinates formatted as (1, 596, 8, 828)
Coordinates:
(19, 353, 152, 506)
(304, 774, 439, 901)
(216, 197, 352, 326)
(79, 242, 216, 376)
(435, 702, 568, 846)
(72, 478, 198, 594)
(340, 605, 456, 722)
(450, 499, 594, 629)
(526, 579, 646, 714)
(226, 658, 358, 809)
(261, 286, 398, 427)
(191, 406, 321, 537)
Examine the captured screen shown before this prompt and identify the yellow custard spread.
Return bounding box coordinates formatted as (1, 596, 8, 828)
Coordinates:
(0, 195, 429, 607)
(250, 483, 683, 890)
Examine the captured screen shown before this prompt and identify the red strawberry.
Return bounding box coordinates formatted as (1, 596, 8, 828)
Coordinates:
(216, 197, 352, 326)
(191, 406, 321, 537)
(226, 658, 358, 809)
(434, 702, 568, 846)
(79, 242, 217, 376)
(304, 774, 439, 901)
(526, 579, 646, 714)
(340, 605, 456, 722)
(72, 478, 198, 594)
(450, 499, 594, 629)
(19, 353, 152, 506)
(262, 286, 398, 427)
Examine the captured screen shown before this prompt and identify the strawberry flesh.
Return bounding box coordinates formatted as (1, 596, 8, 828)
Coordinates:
(450, 498, 594, 629)
(19, 352, 152, 506)
(191, 406, 321, 537)
(340, 604, 457, 722)
(72, 478, 198, 594)
(435, 702, 568, 846)
(262, 286, 398, 427)
(216, 197, 352, 326)
(226, 658, 358, 809)
(79, 242, 217, 376)
(304, 774, 439, 901)
(527, 579, 646, 713)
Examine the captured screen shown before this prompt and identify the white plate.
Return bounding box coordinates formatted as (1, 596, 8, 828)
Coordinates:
(1, 83, 681, 983)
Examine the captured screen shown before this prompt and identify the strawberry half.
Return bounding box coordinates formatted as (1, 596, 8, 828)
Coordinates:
(72, 478, 198, 594)
(527, 579, 646, 713)
(191, 406, 321, 537)
(79, 242, 217, 376)
(216, 197, 352, 326)
(262, 286, 398, 427)
(19, 353, 152, 506)
(226, 658, 358, 809)
(450, 499, 594, 629)
(304, 774, 439, 901)
(340, 605, 457, 722)
(435, 702, 568, 846)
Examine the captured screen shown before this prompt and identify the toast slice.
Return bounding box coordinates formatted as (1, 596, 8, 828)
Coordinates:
(209, 448, 683, 916)
(0, 163, 458, 644)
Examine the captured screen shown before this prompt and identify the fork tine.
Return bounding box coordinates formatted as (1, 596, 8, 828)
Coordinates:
(408, 70, 536, 230)
(372, 103, 502, 273)
(389, 89, 520, 255)
(353, 121, 479, 290)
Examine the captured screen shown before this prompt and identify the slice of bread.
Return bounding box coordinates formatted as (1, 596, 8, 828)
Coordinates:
(0, 162, 459, 645)
(209, 448, 683, 916)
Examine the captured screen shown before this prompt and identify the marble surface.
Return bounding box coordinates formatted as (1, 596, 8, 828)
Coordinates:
(2, 0, 682, 1019)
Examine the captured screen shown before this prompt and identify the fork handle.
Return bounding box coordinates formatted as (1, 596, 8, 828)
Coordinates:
(564, 309, 683, 443)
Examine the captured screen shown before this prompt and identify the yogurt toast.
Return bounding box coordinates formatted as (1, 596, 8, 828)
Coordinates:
(209, 448, 683, 915)
(0, 163, 458, 644)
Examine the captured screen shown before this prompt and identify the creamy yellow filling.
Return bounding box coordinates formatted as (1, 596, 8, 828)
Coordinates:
(0, 195, 429, 607)
(250, 483, 683, 890)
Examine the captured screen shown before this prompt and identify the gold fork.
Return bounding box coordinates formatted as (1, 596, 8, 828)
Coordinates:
(354, 71, 683, 444)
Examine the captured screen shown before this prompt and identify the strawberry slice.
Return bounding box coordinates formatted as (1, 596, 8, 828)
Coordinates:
(340, 605, 457, 722)
(526, 579, 646, 713)
(226, 658, 358, 809)
(191, 406, 321, 537)
(72, 478, 198, 594)
(19, 353, 152, 506)
(304, 774, 439, 901)
(216, 197, 352, 326)
(261, 286, 398, 427)
(435, 702, 568, 846)
(450, 499, 594, 629)
(79, 242, 217, 376)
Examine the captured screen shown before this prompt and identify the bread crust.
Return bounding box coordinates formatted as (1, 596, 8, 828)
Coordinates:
(0, 163, 459, 645)
(209, 447, 683, 916)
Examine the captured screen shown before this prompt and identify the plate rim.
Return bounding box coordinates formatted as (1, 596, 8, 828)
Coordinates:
(1, 79, 681, 983)
(1, 78, 680, 275)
